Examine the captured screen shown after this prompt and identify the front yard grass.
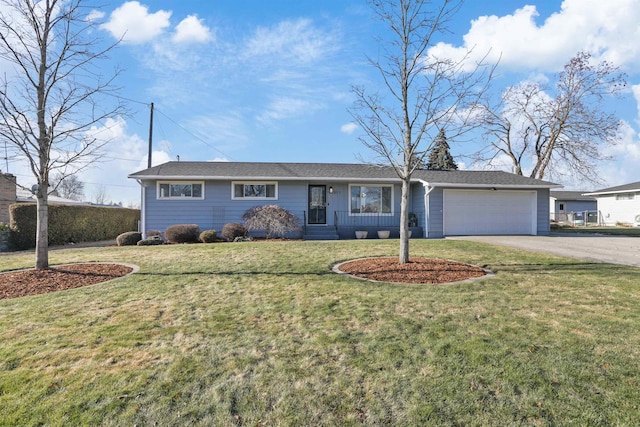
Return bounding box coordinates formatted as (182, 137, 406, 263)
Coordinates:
(553, 225, 640, 236)
(1, 239, 639, 426)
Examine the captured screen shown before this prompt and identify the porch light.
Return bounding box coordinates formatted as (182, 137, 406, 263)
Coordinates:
(329, 186, 333, 193)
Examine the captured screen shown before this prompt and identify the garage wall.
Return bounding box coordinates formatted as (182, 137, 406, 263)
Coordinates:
(536, 188, 551, 235)
(425, 187, 551, 237)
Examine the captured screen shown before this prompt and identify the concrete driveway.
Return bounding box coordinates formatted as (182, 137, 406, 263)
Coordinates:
(448, 234, 640, 267)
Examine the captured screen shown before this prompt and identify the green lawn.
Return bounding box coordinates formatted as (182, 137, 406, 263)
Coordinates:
(553, 225, 640, 236)
(1, 240, 639, 426)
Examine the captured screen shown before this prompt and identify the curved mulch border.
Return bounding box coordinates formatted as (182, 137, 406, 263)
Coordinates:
(0, 262, 139, 300)
(332, 257, 494, 285)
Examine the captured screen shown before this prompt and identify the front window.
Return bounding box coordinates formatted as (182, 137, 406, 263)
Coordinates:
(232, 182, 277, 200)
(158, 182, 204, 199)
(350, 185, 392, 215)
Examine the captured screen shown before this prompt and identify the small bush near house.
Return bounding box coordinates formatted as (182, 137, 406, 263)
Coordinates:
(137, 236, 164, 246)
(165, 224, 200, 244)
(242, 205, 301, 239)
(199, 230, 217, 243)
(221, 223, 248, 241)
(116, 231, 142, 246)
(146, 230, 162, 238)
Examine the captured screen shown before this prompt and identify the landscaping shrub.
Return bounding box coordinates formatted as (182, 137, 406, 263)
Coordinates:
(146, 229, 162, 238)
(199, 229, 217, 243)
(242, 205, 301, 238)
(137, 236, 164, 246)
(165, 224, 200, 244)
(221, 222, 248, 241)
(9, 203, 140, 250)
(116, 231, 142, 246)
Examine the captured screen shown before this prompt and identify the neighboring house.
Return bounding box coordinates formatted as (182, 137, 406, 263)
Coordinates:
(0, 171, 90, 224)
(584, 182, 640, 227)
(550, 190, 597, 224)
(0, 172, 16, 224)
(15, 188, 89, 205)
(128, 161, 560, 239)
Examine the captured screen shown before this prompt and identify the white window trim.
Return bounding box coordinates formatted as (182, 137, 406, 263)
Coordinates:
(157, 181, 205, 200)
(348, 183, 394, 216)
(231, 181, 279, 200)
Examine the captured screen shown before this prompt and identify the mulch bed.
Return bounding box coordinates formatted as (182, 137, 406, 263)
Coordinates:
(1, 256, 488, 301)
(335, 257, 488, 284)
(0, 263, 133, 300)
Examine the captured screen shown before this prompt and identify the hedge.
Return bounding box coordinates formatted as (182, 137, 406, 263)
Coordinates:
(9, 203, 140, 250)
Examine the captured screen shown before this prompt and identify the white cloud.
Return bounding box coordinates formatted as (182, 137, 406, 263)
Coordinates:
(80, 116, 171, 204)
(340, 122, 358, 134)
(430, 0, 640, 72)
(633, 84, 640, 124)
(597, 120, 640, 187)
(101, 1, 171, 44)
(244, 19, 337, 64)
(86, 10, 105, 22)
(257, 97, 324, 123)
(172, 15, 213, 44)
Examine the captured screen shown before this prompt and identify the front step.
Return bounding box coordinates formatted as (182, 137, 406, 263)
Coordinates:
(304, 226, 339, 240)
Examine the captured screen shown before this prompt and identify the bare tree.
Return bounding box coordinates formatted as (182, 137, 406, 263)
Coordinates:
(93, 183, 108, 205)
(477, 51, 626, 184)
(0, 0, 123, 268)
(52, 173, 84, 200)
(351, 0, 493, 263)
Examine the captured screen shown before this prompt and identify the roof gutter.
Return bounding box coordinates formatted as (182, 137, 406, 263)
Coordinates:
(128, 175, 562, 189)
(417, 181, 562, 189)
(127, 175, 405, 182)
(584, 188, 640, 196)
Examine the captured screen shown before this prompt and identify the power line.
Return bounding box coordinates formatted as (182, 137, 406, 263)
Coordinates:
(6, 171, 138, 189)
(154, 107, 235, 161)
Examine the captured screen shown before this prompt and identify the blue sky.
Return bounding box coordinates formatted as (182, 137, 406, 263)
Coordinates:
(4, 0, 640, 205)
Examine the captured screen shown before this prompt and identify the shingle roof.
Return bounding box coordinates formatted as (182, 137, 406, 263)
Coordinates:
(584, 181, 640, 195)
(128, 161, 559, 188)
(550, 190, 596, 201)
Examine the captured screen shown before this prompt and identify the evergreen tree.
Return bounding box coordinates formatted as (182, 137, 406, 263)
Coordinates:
(426, 128, 458, 170)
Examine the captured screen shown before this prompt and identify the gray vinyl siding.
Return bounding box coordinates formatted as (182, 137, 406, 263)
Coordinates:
(139, 177, 551, 238)
(143, 180, 308, 233)
(426, 187, 444, 238)
(554, 200, 596, 212)
(537, 188, 550, 235)
(409, 182, 426, 226)
(142, 180, 407, 234)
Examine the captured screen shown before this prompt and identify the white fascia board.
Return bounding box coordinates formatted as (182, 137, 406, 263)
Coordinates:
(416, 180, 561, 189)
(584, 188, 640, 196)
(128, 175, 402, 182)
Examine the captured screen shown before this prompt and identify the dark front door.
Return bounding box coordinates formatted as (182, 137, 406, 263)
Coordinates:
(308, 185, 327, 224)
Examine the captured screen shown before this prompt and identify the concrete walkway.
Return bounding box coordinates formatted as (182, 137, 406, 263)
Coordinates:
(448, 234, 640, 268)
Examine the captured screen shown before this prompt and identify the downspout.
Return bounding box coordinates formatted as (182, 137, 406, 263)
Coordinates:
(136, 179, 146, 238)
(419, 180, 435, 239)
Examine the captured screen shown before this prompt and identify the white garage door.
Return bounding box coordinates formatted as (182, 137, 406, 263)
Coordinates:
(444, 189, 537, 235)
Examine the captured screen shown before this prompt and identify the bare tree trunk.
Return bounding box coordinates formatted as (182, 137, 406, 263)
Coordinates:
(399, 177, 410, 263)
(0, 0, 124, 269)
(35, 193, 48, 269)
